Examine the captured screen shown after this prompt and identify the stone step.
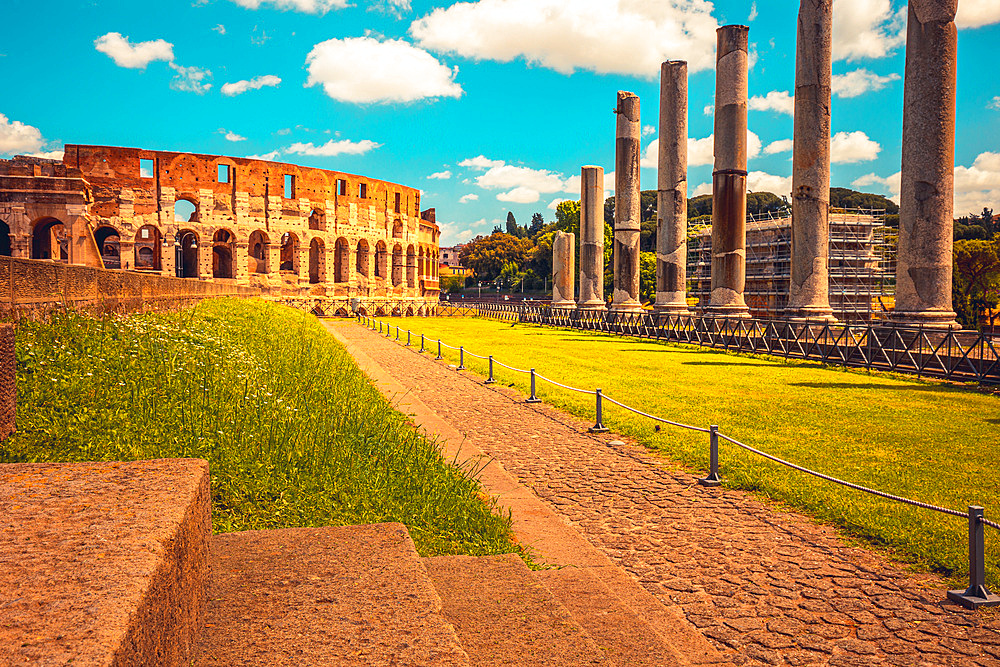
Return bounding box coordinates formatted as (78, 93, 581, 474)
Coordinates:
(193, 523, 470, 666)
(423, 553, 611, 667)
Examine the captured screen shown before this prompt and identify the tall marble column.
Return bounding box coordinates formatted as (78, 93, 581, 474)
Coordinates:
(611, 91, 643, 313)
(578, 165, 607, 310)
(654, 60, 690, 315)
(891, 0, 960, 329)
(787, 0, 836, 322)
(551, 231, 576, 309)
(708, 25, 751, 317)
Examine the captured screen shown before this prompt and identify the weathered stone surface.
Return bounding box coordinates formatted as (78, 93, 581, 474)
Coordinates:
(655, 61, 690, 315)
(1, 459, 210, 667)
(612, 91, 644, 313)
(0, 324, 13, 440)
(578, 166, 607, 311)
(551, 230, 576, 309)
(709, 26, 751, 317)
(891, 1, 961, 329)
(787, 0, 836, 322)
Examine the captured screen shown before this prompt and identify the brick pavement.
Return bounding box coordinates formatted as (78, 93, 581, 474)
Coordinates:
(337, 322, 1000, 666)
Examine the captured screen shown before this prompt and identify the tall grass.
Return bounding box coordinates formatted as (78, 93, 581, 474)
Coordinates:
(4, 299, 518, 557)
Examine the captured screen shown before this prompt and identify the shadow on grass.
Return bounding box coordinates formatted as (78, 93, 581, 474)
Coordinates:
(789, 381, 959, 393)
(682, 360, 779, 367)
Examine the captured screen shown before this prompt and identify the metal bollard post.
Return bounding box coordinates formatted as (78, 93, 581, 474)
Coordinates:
(395, 326, 399, 341)
(485, 355, 495, 384)
(589, 389, 609, 433)
(699, 425, 722, 487)
(406, 330, 411, 346)
(527, 369, 542, 403)
(947, 507, 1000, 609)
(420, 334, 425, 353)
(436, 340, 443, 360)
(458, 346, 466, 370)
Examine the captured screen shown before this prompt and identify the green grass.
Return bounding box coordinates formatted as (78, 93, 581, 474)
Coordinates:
(371, 315, 1000, 587)
(3, 299, 520, 558)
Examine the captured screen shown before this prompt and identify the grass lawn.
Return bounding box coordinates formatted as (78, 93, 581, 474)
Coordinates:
(3, 299, 519, 558)
(371, 315, 1000, 587)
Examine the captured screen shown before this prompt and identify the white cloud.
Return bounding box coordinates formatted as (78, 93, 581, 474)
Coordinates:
(459, 155, 505, 170)
(410, 0, 720, 76)
(832, 0, 905, 61)
(642, 125, 655, 137)
(497, 187, 540, 204)
(459, 193, 479, 203)
(747, 171, 791, 195)
(703, 104, 714, 116)
(371, 0, 412, 16)
(476, 163, 567, 193)
(691, 182, 712, 197)
(221, 74, 282, 96)
(0, 114, 44, 154)
(213, 24, 226, 35)
(428, 170, 452, 180)
(94, 32, 174, 69)
(286, 139, 382, 156)
(749, 90, 794, 115)
(764, 138, 793, 155)
(831, 130, 881, 163)
(831, 69, 900, 98)
(245, 150, 283, 161)
(642, 131, 762, 168)
(748, 2, 758, 22)
(276, 128, 292, 136)
(305, 36, 463, 104)
(988, 96, 1000, 111)
(547, 197, 567, 210)
(169, 62, 212, 94)
(26, 149, 65, 160)
(957, 1, 1000, 29)
(224, 131, 246, 142)
(229, 0, 349, 13)
(953, 152, 1000, 214)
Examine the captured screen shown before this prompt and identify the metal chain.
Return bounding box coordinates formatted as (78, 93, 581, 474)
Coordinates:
(982, 517, 1000, 531)
(532, 372, 596, 395)
(600, 394, 709, 433)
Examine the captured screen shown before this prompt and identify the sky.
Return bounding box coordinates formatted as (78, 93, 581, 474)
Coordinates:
(1, 0, 998, 246)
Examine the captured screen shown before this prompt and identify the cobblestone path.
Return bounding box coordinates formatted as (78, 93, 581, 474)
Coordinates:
(338, 323, 1000, 666)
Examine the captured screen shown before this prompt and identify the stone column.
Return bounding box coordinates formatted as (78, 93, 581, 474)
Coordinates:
(787, 0, 836, 322)
(611, 91, 643, 313)
(654, 60, 690, 315)
(552, 231, 576, 308)
(891, 0, 960, 329)
(578, 166, 607, 311)
(708, 25, 751, 317)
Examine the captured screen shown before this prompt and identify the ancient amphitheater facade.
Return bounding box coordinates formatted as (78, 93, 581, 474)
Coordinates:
(0, 145, 441, 315)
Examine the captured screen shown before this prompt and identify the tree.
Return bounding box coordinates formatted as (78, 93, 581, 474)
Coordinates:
(529, 212, 544, 235)
(829, 187, 899, 214)
(953, 239, 1000, 329)
(458, 233, 534, 282)
(554, 200, 580, 236)
(639, 251, 657, 304)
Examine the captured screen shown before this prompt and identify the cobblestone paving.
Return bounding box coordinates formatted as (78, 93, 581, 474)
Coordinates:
(340, 324, 1000, 666)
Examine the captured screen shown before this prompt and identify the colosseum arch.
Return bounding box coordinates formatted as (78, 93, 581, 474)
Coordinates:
(213, 228, 236, 279)
(308, 207, 325, 231)
(248, 230, 269, 274)
(175, 229, 199, 278)
(334, 237, 350, 283)
(0, 218, 11, 257)
(308, 237, 325, 284)
(31, 217, 68, 261)
(94, 225, 121, 270)
(355, 239, 370, 277)
(134, 224, 161, 270)
(391, 244, 404, 285)
(174, 197, 198, 223)
(392, 219, 404, 239)
(406, 245, 416, 287)
(374, 240, 387, 279)
(279, 232, 299, 273)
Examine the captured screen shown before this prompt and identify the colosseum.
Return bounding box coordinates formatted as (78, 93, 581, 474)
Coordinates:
(0, 145, 441, 315)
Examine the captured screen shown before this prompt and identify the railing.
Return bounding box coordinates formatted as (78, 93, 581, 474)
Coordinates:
(467, 303, 1000, 386)
(359, 312, 1000, 611)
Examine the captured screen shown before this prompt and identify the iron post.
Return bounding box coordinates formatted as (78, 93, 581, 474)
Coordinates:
(947, 507, 1000, 609)
(699, 425, 722, 487)
(486, 356, 495, 384)
(458, 346, 466, 370)
(420, 334, 425, 353)
(406, 330, 411, 346)
(527, 369, 541, 403)
(589, 388, 610, 433)
(395, 326, 399, 341)
(436, 339, 443, 360)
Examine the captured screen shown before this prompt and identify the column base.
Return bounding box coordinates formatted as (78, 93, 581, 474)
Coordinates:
(888, 310, 962, 331)
(784, 306, 837, 324)
(609, 302, 645, 314)
(576, 301, 607, 312)
(550, 300, 577, 309)
(652, 303, 691, 316)
(704, 306, 750, 318)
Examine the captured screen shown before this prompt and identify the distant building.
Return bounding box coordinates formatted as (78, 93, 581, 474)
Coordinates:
(439, 263, 473, 279)
(687, 209, 894, 322)
(439, 245, 465, 267)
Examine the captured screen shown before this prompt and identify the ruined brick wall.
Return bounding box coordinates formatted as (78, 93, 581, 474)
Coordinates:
(0, 324, 13, 440)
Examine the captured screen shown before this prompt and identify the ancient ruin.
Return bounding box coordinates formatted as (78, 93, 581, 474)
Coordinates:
(708, 25, 751, 317)
(0, 146, 441, 316)
(550, 231, 575, 309)
(787, 0, 836, 322)
(891, 1, 961, 329)
(577, 166, 606, 311)
(610, 92, 644, 313)
(654, 61, 691, 315)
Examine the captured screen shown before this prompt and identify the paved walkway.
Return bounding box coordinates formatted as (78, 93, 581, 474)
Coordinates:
(331, 321, 1000, 666)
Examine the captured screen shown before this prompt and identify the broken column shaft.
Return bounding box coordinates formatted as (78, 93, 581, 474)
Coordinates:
(611, 91, 644, 313)
(787, 0, 836, 322)
(551, 231, 576, 309)
(578, 166, 607, 311)
(654, 60, 690, 315)
(891, 0, 960, 329)
(708, 25, 751, 318)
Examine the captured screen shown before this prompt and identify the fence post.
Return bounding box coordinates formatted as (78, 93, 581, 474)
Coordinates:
(698, 425, 722, 487)
(486, 355, 495, 384)
(436, 339, 443, 360)
(589, 389, 610, 433)
(527, 369, 542, 403)
(458, 346, 466, 370)
(406, 330, 411, 346)
(420, 334, 425, 353)
(395, 326, 400, 341)
(947, 507, 1000, 609)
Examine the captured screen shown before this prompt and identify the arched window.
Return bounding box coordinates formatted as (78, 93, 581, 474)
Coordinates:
(174, 198, 198, 223)
(94, 226, 121, 269)
(356, 240, 370, 277)
(31, 218, 67, 262)
(248, 230, 269, 274)
(134, 225, 161, 270)
(213, 229, 235, 279)
(309, 238, 324, 284)
(334, 238, 350, 283)
(175, 230, 199, 278)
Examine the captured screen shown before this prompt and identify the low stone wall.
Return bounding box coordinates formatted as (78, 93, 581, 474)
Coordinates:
(0, 256, 259, 318)
(0, 324, 12, 440)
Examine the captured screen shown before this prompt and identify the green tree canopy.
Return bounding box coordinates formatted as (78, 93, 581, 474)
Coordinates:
(459, 233, 535, 282)
(953, 239, 1000, 329)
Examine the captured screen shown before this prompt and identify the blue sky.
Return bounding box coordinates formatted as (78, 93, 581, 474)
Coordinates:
(1, 0, 998, 245)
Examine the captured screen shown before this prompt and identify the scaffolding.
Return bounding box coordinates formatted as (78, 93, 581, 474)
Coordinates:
(686, 208, 895, 322)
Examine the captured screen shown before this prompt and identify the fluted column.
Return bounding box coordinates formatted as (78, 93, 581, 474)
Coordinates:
(708, 25, 750, 317)
(611, 91, 643, 313)
(551, 231, 576, 308)
(891, 0, 960, 329)
(578, 166, 606, 311)
(654, 60, 690, 314)
(787, 0, 836, 322)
